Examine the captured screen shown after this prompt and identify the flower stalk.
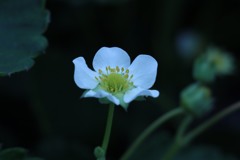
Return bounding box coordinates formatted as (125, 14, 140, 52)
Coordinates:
(94, 103, 115, 160)
(102, 103, 115, 151)
(162, 115, 193, 160)
(183, 101, 240, 145)
(162, 101, 240, 160)
(120, 108, 184, 160)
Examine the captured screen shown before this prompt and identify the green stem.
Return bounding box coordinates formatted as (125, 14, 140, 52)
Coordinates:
(162, 142, 181, 160)
(162, 115, 193, 160)
(183, 101, 240, 145)
(176, 116, 193, 143)
(102, 103, 115, 152)
(120, 108, 184, 160)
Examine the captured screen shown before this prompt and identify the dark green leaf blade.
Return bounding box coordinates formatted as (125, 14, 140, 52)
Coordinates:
(0, 0, 49, 76)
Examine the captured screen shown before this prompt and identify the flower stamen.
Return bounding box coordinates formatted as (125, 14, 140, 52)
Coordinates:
(95, 66, 134, 94)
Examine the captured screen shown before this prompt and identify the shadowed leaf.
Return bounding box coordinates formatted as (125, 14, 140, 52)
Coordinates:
(0, 0, 49, 76)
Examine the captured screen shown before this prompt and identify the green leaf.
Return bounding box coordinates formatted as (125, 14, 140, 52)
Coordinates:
(0, 147, 27, 160)
(0, 0, 49, 76)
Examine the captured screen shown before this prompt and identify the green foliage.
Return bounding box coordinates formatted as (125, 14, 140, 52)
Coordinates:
(0, 147, 43, 160)
(0, 0, 49, 76)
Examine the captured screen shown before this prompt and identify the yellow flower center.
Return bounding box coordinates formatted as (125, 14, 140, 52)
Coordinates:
(95, 66, 134, 94)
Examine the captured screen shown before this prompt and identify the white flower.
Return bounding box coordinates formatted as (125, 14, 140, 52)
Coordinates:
(73, 47, 159, 110)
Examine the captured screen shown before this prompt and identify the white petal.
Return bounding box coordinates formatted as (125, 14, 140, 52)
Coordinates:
(83, 89, 120, 105)
(83, 89, 109, 98)
(93, 47, 131, 73)
(138, 89, 159, 97)
(128, 55, 158, 89)
(106, 94, 120, 105)
(73, 57, 99, 89)
(124, 87, 160, 103)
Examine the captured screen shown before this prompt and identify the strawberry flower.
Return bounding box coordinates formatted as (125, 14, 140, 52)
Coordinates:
(73, 47, 159, 110)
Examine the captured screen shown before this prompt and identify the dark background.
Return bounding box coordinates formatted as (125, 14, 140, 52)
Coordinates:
(0, 0, 240, 159)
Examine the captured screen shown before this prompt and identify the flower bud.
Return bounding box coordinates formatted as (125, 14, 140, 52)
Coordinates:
(180, 83, 213, 117)
(94, 146, 105, 160)
(193, 47, 234, 83)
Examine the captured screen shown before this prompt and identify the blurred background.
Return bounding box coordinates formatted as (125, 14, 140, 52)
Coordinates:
(0, 0, 240, 159)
